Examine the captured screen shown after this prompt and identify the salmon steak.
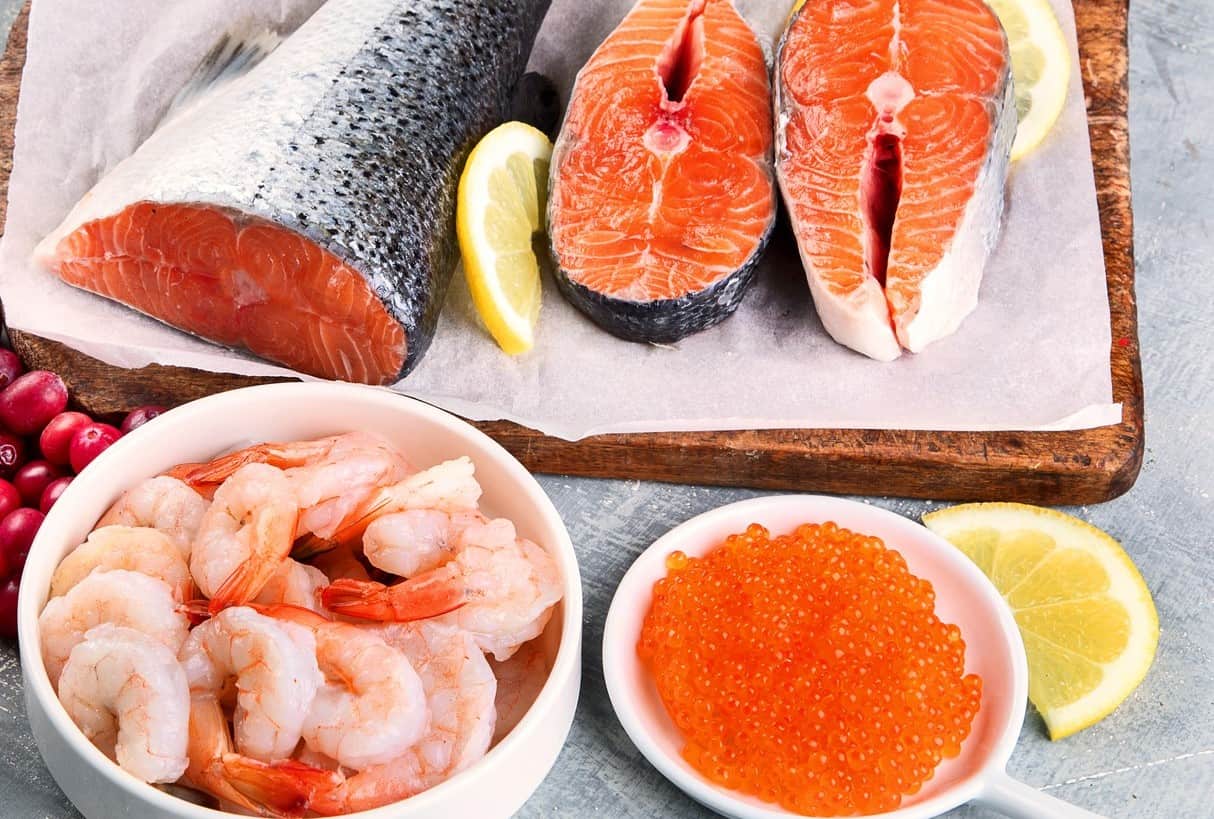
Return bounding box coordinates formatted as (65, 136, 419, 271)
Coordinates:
(34, 0, 551, 385)
(776, 0, 1015, 361)
(548, 0, 775, 343)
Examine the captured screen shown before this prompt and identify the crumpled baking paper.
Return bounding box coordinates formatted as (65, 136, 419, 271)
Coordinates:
(0, 0, 1119, 441)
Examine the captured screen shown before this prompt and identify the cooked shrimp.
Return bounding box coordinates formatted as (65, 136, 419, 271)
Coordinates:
(191, 463, 299, 612)
(490, 638, 549, 743)
(98, 476, 209, 556)
(253, 559, 329, 613)
(375, 621, 497, 776)
(178, 606, 322, 763)
(169, 433, 412, 540)
(50, 526, 192, 602)
(40, 569, 190, 686)
(57, 624, 190, 783)
(307, 457, 482, 548)
(255, 604, 427, 770)
(223, 621, 495, 815)
(361, 509, 486, 578)
(323, 518, 562, 660)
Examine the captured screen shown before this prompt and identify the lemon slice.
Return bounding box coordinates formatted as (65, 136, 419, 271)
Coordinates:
(987, 0, 1072, 160)
(923, 503, 1158, 740)
(457, 122, 552, 354)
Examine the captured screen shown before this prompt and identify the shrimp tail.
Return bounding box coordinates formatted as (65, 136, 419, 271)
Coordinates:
(249, 602, 332, 627)
(171, 440, 334, 491)
(290, 534, 337, 562)
(321, 566, 466, 622)
(221, 754, 342, 818)
(181, 598, 212, 625)
(318, 492, 397, 547)
(162, 463, 221, 499)
(208, 557, 286, 614)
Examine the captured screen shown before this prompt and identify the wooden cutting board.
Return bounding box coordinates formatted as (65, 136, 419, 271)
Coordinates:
(0, 2, 1143, 505)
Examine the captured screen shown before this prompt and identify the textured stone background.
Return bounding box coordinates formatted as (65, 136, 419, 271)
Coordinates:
(0, 1, 1209, 817)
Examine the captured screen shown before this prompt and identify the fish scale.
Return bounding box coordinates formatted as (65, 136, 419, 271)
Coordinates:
(35, 0, 552, 384)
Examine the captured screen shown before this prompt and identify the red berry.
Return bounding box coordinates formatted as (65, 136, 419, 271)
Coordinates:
(0, 432, 25, 480)
(69, 423, 121, 473)
(0, 578, 18, 639)
(0, 480, 18, 522)
(120, 405, 167, 435)
(0, 370, 68, 435)
(0, 349, 23, 391)
(39, 476, 72, 515)
(0, 507, 43, 575)
(12, 460, 64, 507)
(38, 411, 92, 466)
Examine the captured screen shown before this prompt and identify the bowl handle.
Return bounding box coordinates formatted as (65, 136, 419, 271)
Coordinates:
(977, 770, 1107, 819)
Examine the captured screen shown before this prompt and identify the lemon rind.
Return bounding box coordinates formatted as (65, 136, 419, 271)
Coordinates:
(923, 502, 1159, 740)
(456, 122, 552, 353)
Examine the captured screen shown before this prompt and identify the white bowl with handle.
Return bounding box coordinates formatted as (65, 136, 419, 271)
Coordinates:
(19, 381, 582, 819)
(603, 495, 1104, 819)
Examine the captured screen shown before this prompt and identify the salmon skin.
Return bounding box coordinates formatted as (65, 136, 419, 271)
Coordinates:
(34, 0, 551, 385)
(548, 0, 775, 343)
(776, 0, 1015, 361)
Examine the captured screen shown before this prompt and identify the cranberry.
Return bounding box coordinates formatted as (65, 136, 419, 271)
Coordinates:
(0, 432, 25, 479)
(39, 476, 72, 515)
(120, 405, 167, 434)
(0, 370, 68, 435)
(69, 423, 122, 473)
(0, 349, 23, 391)
(38, 411, 93, 466)
(0, 480, 18, 522)
(0, 577, 18, 639)
(0, 507, 43, 574)
(13, 460, 64, 507)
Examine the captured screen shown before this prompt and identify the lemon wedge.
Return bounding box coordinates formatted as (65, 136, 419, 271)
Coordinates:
(987, 0, 1072, 160)
(457, 122, 552, 354)
(923, 503, 1158, 740)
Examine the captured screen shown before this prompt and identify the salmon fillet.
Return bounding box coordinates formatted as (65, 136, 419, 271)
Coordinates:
(776, 0, 1014, 360)
(54, 204, 406, 384)
(33, 0, 551, 384)
(549, 0, 775, 342)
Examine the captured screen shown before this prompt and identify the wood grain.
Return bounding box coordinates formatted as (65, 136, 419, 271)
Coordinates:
(0, 1, 1143, 504)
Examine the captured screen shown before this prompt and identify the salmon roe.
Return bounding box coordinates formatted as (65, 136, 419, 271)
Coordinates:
(638, 523, 982, 816)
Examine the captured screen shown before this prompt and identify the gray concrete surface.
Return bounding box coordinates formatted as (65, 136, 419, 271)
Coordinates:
(0, 1, 1210, 817)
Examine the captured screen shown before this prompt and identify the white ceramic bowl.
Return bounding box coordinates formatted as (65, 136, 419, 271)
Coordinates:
(18, 382, 583, 819)
(604, 496, 1102, 819)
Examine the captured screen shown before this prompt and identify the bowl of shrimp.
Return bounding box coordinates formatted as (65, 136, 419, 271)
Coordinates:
(18, 382, 583, 819)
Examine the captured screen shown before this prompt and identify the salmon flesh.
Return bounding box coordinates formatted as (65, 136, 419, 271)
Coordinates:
(34, 0, 551, 384)
(776, 0, 1015, 360)
(548, 0, 776, 343)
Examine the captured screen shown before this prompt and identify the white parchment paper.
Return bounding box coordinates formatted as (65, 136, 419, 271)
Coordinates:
(0, 0, 1119, 441)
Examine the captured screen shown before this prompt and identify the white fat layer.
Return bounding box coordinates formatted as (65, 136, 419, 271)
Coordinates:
(900, 73, 1016, 352)
(33, 0, 400, 267)
(805, 271, 901, 362)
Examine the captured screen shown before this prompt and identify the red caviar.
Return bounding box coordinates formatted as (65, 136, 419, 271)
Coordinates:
(638, 522, 982, 816)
